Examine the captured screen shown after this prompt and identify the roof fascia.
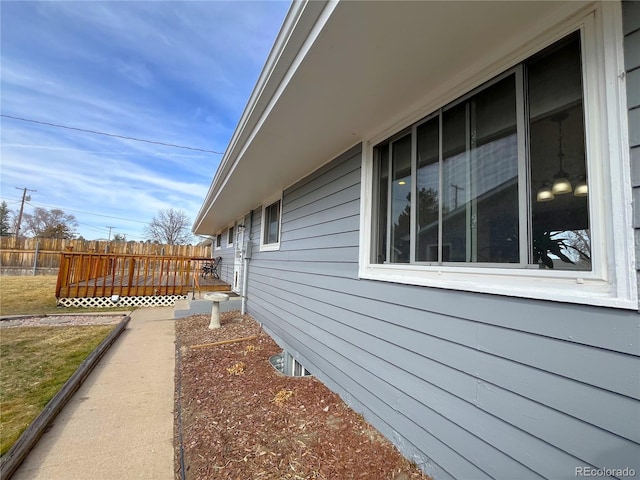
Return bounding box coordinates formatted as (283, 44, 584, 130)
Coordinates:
(193, 0, 334, 233)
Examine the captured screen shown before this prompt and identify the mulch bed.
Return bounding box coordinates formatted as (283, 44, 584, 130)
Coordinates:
(174, 312, 431, 480)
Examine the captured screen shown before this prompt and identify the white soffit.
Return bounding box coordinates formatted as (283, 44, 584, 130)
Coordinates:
(194, 0, 589, 234)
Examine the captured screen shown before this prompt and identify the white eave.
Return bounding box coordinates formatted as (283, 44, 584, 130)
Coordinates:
(193, 0, 591, 235)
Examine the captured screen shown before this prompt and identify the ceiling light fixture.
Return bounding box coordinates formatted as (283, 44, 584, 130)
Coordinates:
(536, 183, 555, 202)
(574, 177, 588, 196)
(536, 112, 588, 202)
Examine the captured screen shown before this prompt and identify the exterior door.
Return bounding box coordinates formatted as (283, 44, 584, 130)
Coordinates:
(233, 220, 244, 293)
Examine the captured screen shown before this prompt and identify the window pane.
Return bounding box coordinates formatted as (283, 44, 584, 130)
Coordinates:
(442, 103, 467, 261)
(416, 118, 440, 262)
(471, 76, 519, 263)
(442, 75, 518, 263)
(391, 134, 412, 263)
(373, 144, 389, 263)
(264, 201, 280, 244)
(528, 33, 590, 271)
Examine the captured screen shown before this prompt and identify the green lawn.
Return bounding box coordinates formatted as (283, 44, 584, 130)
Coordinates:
(0, 324, 115, 455)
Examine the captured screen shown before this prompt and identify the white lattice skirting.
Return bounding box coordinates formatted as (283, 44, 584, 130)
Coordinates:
(57, 295, 188, 308)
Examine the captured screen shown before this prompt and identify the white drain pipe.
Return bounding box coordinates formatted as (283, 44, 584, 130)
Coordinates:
(241, 210, 253, 315)
(241, 256, 249, 315)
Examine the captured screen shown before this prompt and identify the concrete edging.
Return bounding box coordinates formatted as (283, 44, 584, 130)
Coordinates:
(0, 315, 131, 479)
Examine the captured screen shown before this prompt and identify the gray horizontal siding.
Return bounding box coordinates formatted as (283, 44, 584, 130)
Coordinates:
(622, 0, 640, 34)
(248, 278, 637, 479)
(624, 29, 640, 72)
(250, 267, 640, 441)
(623, 0, 640, 306)
(629, 108, 640, 147)
(632, 147, 640, 187)
(213, 226, 236, 286)
(248, 297, 485, 480)
(243, 139, 640, 479)
(629, 68, 640, 109)
(257, 261, 640, 355)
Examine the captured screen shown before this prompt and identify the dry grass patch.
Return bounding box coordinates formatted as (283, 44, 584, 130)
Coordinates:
(0, 276, 59, 315)
(0, 324, 114, 455)
(0, 276, 129, 316)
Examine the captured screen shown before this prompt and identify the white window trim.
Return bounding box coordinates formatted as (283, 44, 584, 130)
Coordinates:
(214, 233, 222, 251)
(260, 193, 282, 251)
(358, 3, 637, 310)
(227, 223, 235, 248)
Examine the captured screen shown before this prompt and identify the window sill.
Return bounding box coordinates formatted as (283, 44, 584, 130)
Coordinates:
(359, 264, 637, 310)
(260, 242, 280, 252)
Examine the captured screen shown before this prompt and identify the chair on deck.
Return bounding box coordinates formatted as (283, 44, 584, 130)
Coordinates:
(201, 256, 222, 279)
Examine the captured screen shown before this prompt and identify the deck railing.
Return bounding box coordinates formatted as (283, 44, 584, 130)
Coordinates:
(56, 253, 227, 298)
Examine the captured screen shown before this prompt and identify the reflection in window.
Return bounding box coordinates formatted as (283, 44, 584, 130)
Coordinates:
(416, 117, 440, 262)
(442, 76, 518, 263)
(391, 134, 412, 263)
(529, 33, 590, 270)
(373, 145, 389, 263)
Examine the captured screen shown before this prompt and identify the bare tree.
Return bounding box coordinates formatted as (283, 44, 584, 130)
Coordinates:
(22, 207, 77, 239)
(144, 208, 192, 245)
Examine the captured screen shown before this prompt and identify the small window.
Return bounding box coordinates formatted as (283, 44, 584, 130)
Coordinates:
(261, 196, 282, 251)
(215, 233, 222, 250)
(268, 351, 311, 377)
(228, 225, 235, 247)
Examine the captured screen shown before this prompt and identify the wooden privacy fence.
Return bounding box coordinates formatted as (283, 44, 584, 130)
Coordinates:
(1, 238, 211, 273)
(56, 253, 228, 299)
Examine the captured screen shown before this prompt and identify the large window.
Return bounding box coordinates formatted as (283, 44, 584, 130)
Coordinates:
(372, 32, 590, 271)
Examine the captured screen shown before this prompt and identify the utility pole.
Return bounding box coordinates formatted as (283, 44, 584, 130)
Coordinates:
(105, 226, 116, 253)
(14, 187, 36, 238)
(450, 184, 464, 210)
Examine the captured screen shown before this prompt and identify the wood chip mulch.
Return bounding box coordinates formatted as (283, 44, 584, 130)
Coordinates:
(175, 312, 431, 480)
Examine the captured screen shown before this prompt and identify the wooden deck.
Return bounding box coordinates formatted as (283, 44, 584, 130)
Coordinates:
(56, 253, 230, 298)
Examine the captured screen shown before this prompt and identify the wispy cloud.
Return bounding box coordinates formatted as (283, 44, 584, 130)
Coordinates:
(1, 0, 289, 241)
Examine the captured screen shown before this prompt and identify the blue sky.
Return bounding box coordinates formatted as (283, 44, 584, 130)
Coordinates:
(0, 0, 289, 242)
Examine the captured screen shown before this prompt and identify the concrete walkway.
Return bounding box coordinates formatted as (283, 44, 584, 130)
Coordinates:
(12, 307, 176, 480)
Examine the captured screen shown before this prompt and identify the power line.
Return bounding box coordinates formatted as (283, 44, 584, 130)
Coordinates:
(3, 143, 206, 158)
(0, 196, 150, 225)
(0, 195, 148, 240)
(75, 222, 145, 241)
(25, 200, 149, 224)
(77, 223, 111, 234)
(1, 114, 224, 154)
